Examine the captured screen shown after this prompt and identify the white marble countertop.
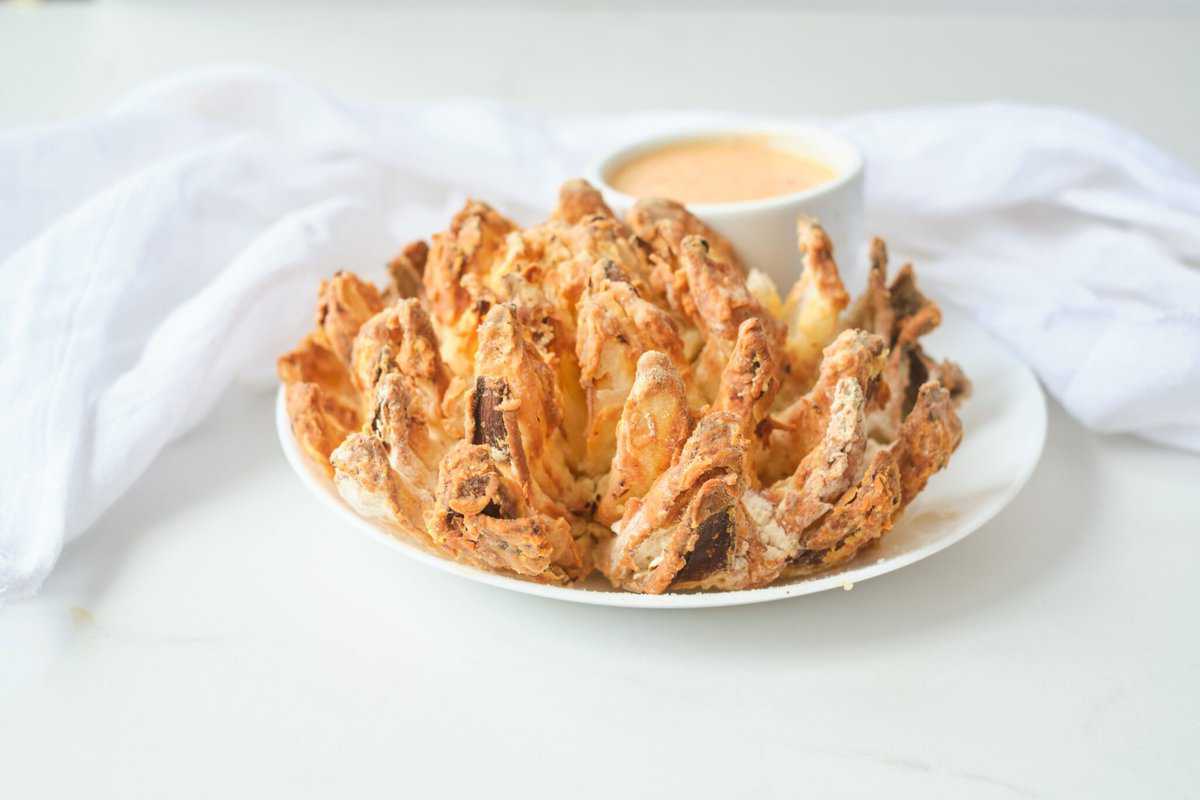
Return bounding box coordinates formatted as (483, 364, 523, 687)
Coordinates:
(3, 3, 1199, 798)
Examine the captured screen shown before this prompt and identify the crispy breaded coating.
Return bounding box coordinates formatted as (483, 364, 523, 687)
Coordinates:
(842, 237, 892, 333)
(600, 413, 754, 593)
(315, 271, 385, 364)
(931, 358, 972, 405)
(330, 431, 430, 542)
(680, 236, 780, 341)
(574, 259, 693, 476)
(278, 322, 365, 473)
(678, 235, 784, 400)
(870, 265, 945, 436)
(892, 381, 964, 509)
(384, 239, 428, 302)
(665, 480, 760, 592)
(498, 223, 585, 324)
(596, 351, 692, 526)
(496, 272, 589, 471)
(772, 378, 869, 532)
(418, 202, 521, 381)
(780, 383, 961, 579)
(553, 178, 616, 224)
(280, 178, 969, 592)
(278, 332, 359, 410)
(284, 382, 360, 476)
(840, 242, 965, 441)
(426, 442, 586, 583)
(341, 305, 451, 522)
(627, 197, 745, 275)
(714, 317, 783, 433)
(565, 214, 658, 300)
(737, 376, 869, 586)
(763, 329, 887, 484)
(781, 219, 851, 394)
(474, 304, 592, 515)
(368, 371, 445, 484)
(785, 448, 903, 577)
(350, 298, 448, 407)
(423, 200, 517, 327)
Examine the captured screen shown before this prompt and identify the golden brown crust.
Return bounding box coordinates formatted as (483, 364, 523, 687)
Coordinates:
(384, 239, 428, 302)
(279, 179, 969, 592)
(785, 448, 903, 577)
(495, 272, 589, 471)
(626, 197, 745, 275)
(330, 431, 429, 541)
(315, 272, 385, 364)
(425, 442, 587, 583)
(782, 383, 962, 578)
(731, 376, 870, 587)
(574, 260, 693, 475)
(892, 381, 964, 509)
(499, 222, 585, 329)
(285, 382, 360, 476)
(596, 351, 692, 526)
(599, 412, 753, 593)
(553, 178, 616, 225)
(367, 372, 446, 483)
(474, 304, 592, 516)
(841, 245, 962, 441)
(679, 236, 780, 343)
(772, 377, 868, 531)
(763, 329, 887, 484)
(678, 235, 784, 401)
(665, 479, 760, 592)
(714, 317, 783, 433)
(841, 237, 893, 334)
(277, 333, 358, 408)
(780, 219, 851, 396)
(423, 200, 517, 328)
(565, 214, 658, 300)
(350, 298, 448, 406)
(278, 331, 363, 474)
(932, 358, 972, 406)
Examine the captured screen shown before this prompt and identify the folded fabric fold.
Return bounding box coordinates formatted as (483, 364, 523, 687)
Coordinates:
(2, 66, 1197, 602)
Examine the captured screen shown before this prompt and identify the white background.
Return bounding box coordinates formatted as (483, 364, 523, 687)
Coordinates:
(2, 2, 1199, 798)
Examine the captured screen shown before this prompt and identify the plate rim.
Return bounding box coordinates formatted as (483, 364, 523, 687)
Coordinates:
(276, 310, 1047, 609)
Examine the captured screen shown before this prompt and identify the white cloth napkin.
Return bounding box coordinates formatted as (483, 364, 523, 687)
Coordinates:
(3, 66, 1199, 603)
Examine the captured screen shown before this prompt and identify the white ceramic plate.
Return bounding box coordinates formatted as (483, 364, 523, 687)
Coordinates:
(277, 306, 1045, 608)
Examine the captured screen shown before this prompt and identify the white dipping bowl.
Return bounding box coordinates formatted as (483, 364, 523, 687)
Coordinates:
(589, 127, 865, 291)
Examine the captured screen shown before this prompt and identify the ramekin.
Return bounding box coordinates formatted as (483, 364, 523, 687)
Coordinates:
(588, 126, 865, 291)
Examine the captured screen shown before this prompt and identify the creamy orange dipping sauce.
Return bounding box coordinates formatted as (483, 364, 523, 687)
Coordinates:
(607, 135, 836, 205)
